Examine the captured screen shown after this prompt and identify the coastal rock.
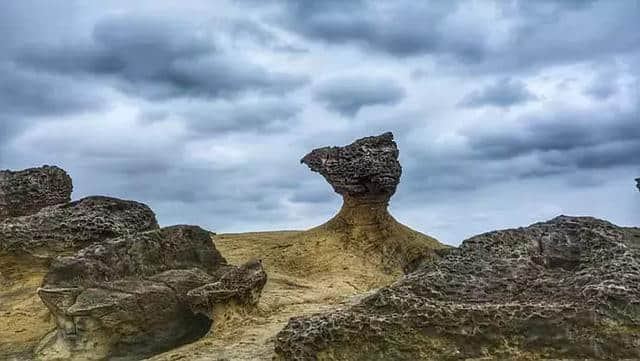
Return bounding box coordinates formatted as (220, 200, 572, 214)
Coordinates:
(300, 132, 443, 274)
(0, 196, 159, 258)
(274, 216, 640, 360)
(36, 225, 267, 361)
(0, 165, 72, 221)
(301, 132, 401, 199)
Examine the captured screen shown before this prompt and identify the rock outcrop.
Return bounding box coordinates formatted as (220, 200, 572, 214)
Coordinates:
(301, 132, 443, 273)
(36, 225, 267, 361)
(274, 216, 640, 360)
(0, 165, 72, 221)
(0, 196, 159, 259)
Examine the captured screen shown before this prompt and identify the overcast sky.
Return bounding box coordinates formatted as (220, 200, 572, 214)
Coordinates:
(1, 0, 638, 245)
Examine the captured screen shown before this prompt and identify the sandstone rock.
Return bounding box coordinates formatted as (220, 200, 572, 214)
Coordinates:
(0, 165, 72, 221)
(300, 132, 443, 274)
(0, 196, 159, 258)
(274, 216, 640, 360)
(36, 225, 267, 361)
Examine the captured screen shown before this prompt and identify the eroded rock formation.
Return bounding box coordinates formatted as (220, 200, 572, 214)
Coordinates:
(301, 132, 443, 273)
(36, 225, 267, 361)
(0, 196, 159, 258)
(274, 216, 640, 360)
(0, 165, 72, 221)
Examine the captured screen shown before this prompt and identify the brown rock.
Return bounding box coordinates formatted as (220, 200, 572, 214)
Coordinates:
(0, 165, 72, 221)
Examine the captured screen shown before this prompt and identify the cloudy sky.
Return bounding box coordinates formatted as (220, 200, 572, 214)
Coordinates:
(1, 0, 638, 245)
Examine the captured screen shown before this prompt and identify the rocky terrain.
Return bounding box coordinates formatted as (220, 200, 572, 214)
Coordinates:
(1, 134, 639, 361)
(275, 216, 640, 360)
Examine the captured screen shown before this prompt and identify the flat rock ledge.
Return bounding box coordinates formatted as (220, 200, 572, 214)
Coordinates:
(0, 165, 72, 221)
(0, 195, 159, 258)
(274, 216, 640, 361)
(36, 225, 267, 361)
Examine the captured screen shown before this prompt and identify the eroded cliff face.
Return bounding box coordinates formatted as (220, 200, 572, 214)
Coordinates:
(301, 132, 444, 274)
(275, 216, 640, 361)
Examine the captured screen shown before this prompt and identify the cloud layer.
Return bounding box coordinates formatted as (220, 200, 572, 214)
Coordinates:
(1, 0, 639, 244)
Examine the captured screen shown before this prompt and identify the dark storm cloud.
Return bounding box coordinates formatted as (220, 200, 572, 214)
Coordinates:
(468, 108, 640, 162)
(160, 98, 301, 135)
(459, 78, 538, 108)
(313, 76, 406, 117)
(0, 63, 103, 117)
(260, 0, 639, 72)
(16, 16, 307, 100)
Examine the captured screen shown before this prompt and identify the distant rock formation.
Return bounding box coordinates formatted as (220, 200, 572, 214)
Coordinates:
(0, 196, 159, 258)
(274, 216, 640, 360)
(0, 165, 72, 221)
(301, 132, 443, 273)
(36, 225, 267, 361)
(636, 177, 640, 192)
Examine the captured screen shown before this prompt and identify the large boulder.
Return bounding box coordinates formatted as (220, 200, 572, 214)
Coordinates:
(275, 216, 640, 360)
(300, 132, 443, 273)
(0, 165, 72, 221)
(0, 196, 159, 258)
(36, 225, 267, 361)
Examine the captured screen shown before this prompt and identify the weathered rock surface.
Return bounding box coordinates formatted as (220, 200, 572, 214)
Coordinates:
(300, 132, 444, 274)
(275, 216, 640, 360)
(301, 132, 401, 199)
(0, 196, 159, 258)
(0, 165, 72, 221)
(36, 225, 267, 361)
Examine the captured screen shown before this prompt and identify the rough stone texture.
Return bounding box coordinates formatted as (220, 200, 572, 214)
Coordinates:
(301, 132, 401, 199)
(0, 196, 159, 258)
(300, 132, 444, 274)
(0, 165, 72, 221)
(36, 225, 267, 361)
(274, 216, 640, 360)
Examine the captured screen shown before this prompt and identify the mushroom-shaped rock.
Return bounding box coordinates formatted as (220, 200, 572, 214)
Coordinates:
(300, 132, 443, 273)
(0, 165, 72, 221)
(36, 225, 267, 361)
(0, 196, 159, 258)
(274, 216, 640, 360)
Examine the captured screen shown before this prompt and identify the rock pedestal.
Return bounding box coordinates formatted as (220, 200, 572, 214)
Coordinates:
(300, 132, 443, 273)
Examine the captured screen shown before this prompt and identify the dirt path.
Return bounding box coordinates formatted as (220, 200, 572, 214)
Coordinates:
(147, 231, 397, 361)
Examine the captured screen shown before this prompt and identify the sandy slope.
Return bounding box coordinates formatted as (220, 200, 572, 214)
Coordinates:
(146, 230, 400, 361)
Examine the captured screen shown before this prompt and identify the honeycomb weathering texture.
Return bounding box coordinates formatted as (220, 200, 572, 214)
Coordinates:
(0, 195, 159, 257)
(0, 165, 72, 221)
(300, 132, 401, 199)
(274, 216, 640, 360)
(37, 225, 267, 361)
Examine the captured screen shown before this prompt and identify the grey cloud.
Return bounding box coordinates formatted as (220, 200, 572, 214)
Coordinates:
(313, 76, 405, 116)
(460, 78, 537, 108)
(16, 16, 307, 100)
(257, 0, 639, 73)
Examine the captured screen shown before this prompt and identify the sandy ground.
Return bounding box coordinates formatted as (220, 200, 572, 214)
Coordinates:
(146, 230, 399, 361)
(0, 255, 55, 361)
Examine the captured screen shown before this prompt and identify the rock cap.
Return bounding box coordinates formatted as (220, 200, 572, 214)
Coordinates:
(300, 132, 401, 198)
